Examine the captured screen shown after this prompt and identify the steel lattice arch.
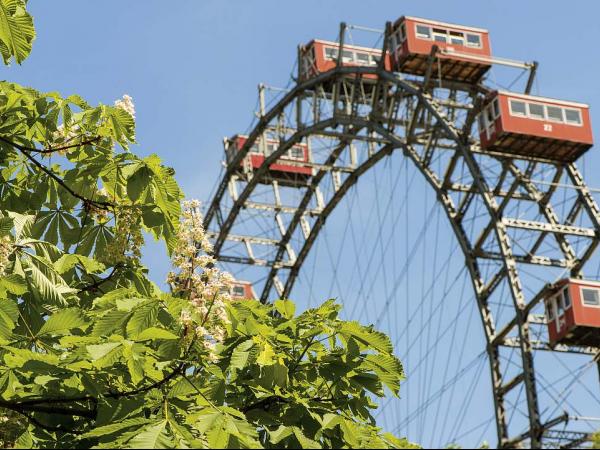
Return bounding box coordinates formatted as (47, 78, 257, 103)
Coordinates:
(202, 21, 600, 449)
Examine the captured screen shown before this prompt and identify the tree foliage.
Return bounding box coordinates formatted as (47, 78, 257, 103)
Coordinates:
(0, 3, 416, 449)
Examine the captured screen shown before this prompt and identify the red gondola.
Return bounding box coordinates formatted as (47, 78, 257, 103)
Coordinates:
(545, 279, 600, 348)
(299, 39, 392, 82)
(230, 280, 256, 301)
(225, 134, 313, 186)
(390, 16, 491, 83)
(478, 91, 593, 162)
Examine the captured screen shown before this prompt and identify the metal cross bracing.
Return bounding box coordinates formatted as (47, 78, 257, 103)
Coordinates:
(202, 22, 600, 448)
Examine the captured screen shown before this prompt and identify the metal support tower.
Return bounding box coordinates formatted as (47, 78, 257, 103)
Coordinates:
(202, 22, 600, 448)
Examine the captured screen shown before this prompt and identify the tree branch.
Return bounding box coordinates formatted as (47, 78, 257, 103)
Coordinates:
(0, 135, 113, 210)
(78, 264, 122, 293)
(0, 399, 96, 419)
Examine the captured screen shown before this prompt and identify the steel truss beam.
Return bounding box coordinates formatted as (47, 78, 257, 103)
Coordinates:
(203, 49, 600, 449)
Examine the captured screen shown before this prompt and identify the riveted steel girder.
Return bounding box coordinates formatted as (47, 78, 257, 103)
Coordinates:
(204, 50, 600, 449)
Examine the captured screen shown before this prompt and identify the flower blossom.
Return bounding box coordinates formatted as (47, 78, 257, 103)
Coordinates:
(102, 207, 144, 265)
(115, 94, 136, 119)
(0, 235, 13, 277)
(169, 200, 235, 360)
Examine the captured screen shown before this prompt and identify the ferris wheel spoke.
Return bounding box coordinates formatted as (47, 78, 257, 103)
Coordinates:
(203, 37, 600, 446)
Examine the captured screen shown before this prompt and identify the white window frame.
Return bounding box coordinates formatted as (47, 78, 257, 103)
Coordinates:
(492, 99, 500, 118)
(556, 292, 565, 317)
(545, 105, 564, 123)
(265, 142, 277, 156)
(340, 49, 354, 63)
(508, 97, 584, 128)
(478, 113, 486, 132)
(432, 27, 448, 44)
(415, 24, 432, 40)
(546, 299, 555, 322)
(355, 51, 370, 66)
(562, 287, 572, 309)
(564, 108, 583, 127)
(287, 146, 305, 161)
(324, 46, 338, 61)
(465, 33, 482, 48)
(581, 287, 600, 308)
(527, 102, 546, 120)
(448, 30, 465, 46)
(232, 285, 245, 297)
(509, 99, 527, 117)
(479, 99, 501, 135)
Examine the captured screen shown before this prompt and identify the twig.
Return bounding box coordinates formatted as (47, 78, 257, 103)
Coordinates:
(0, 135, 113, 210)
(78, 264, 122, 293)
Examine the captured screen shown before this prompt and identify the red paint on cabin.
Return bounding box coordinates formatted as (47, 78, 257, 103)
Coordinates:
(230, 280, 256, 301)
(299, 39, 392, 82)
(479, 91, 593, 162)
(545, 279, 600, 348)
(225, 135, 313, 185)
(390, 16, 492, 83)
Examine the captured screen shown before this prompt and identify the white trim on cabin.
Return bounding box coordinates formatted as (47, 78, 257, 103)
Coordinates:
(401, 16, 488, 34)
(497, 91, 589, 109)
(580, 286, 600, 308)
(311, 39, 384, 55)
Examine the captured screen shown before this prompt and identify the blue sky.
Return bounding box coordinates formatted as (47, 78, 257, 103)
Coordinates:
(11, 0, 600, 274)
(6, 1, 600, 447)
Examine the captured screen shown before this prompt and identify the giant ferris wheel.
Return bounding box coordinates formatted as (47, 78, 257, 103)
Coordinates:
(202, 16, 600, 448)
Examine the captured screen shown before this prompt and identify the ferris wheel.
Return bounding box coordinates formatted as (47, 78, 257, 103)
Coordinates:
(202, 16, 600, 448)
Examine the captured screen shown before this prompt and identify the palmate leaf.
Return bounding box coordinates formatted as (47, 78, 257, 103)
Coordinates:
(229, 339, 256, 371)
(135, 326, 178, 341)
(126, 420, 171, 449)
(0, 297, 18, 342)
(54, 253, 106, 275)
(24, 253, 75, 305)
(37, 308, 88, 337)
(0, 273, 27, 295)
(105, 105, 135, 146)
(86, 342, 122, 361)
(8, 211, 34, 240)
(81, 418, 153, 439)
(0, 214, 13, 234)
(340, 321, 394, 354)
(125, 300, 159, 338)
(0, 0, 34, 65)
(274, 299, 295, 319)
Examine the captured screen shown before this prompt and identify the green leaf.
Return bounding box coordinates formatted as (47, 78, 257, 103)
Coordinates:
(269, 425, 293, 444)
(81, 418, 153, 438)
(14, 429, 33, 449)
(0, 274, 27, 295)
(340, 321, 394, 354)
(0, 215, 13, 234)
(0, 0, 35, 65)
(274, 299, 296, 319)
(37, 308, 87, 336)
(126, 300, 158, 338)
(0, 297, 18, 342)
(229, 339, 255, 370)
(25, 253, 74, 305)
(292, 427, 320, 449)
(127, 166, 152, 202)
(127, 420, 170, 449)
(87, 342, 122, 361)
(125, 346, 144, 385)
(136, 326, 178, 341)
(54, 254, 105, 274)
(256, 341, 276, 367)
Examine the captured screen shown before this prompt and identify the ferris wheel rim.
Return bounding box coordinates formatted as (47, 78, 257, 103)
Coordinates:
(203, 59, 600, 448)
